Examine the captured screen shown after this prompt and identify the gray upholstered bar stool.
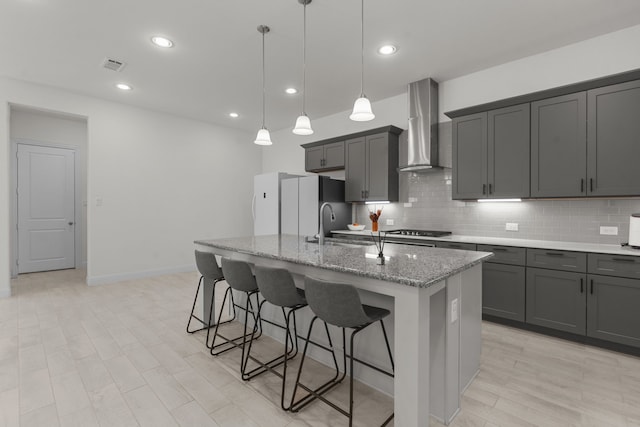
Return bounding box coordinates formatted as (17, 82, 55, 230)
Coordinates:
(186, 251, 235, 346)
(209, 258, 262, 367)
(291, 277, 395, 427)
(248, 266, 309, 407)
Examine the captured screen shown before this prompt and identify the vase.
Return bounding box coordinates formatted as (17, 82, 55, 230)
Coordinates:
(372, 221, 378, 232)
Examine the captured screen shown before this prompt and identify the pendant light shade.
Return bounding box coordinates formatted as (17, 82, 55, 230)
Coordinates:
(293, 0, 314, 135)
(255, 25, 273, 146)
(349, 96, 374, 121)
(293, 114, 313, 135)
(350, 0, 374, 122)
(254, 127, 272, 145)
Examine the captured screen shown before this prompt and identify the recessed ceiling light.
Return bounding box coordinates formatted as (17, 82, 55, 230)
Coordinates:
(116, 83, 132, 91)
(285, 88, 298, 95)
(151, 36, 174, 48)
(377, 45, 397, 55)
(229, 112, 239, 118)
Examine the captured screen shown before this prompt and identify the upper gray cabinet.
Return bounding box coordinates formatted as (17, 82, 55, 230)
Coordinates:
(345, 131, 399, 202)
(452, 103, 530, 200)
(304, 140, 345, 172)
(531, 93, 587, 198)
(587, 80, 640, 197)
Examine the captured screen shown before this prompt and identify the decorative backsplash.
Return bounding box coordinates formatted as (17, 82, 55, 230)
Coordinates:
(356, 168, 640, 245)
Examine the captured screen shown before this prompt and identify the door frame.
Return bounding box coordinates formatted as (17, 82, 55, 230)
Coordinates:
(10, 138, 83, 278)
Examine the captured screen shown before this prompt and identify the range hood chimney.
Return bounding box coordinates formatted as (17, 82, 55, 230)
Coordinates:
(398, 78, 439, 172)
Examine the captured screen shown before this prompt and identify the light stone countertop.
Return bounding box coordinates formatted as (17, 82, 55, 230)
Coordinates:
(332, 230, 640, 257)
(195, 234, 493, 289)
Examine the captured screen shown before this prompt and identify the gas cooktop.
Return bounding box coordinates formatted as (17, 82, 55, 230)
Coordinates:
(387, 229, 452, 238)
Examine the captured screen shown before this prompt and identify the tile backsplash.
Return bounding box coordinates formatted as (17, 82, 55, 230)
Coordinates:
(356, 169, 640, 245)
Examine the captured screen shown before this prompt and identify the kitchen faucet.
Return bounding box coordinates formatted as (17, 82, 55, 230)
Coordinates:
(318, 202, 335, 245)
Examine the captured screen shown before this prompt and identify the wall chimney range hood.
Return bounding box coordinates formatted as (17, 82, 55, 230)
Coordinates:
(398, 78, 440, 172)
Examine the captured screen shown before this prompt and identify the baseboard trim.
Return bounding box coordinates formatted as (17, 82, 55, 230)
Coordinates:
(87, 264, 195, 286)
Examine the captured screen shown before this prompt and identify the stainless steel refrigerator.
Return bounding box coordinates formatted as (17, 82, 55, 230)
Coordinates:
(280, 175, 351, 238)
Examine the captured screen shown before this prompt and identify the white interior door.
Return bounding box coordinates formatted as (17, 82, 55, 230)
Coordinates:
(17, 144, 75, 273)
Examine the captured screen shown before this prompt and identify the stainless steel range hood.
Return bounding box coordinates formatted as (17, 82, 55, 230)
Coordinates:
(398, 78, 440, 172)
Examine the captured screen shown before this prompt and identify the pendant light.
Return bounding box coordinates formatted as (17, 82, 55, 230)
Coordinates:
(255, 25, 273, 146)
(350, 0, 375, 121)
(293, 0, 314, 135)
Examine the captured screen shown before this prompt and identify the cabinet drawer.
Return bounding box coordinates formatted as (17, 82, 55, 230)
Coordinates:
(477, 245, 526, 266)
(588, 253, 640, 279)
(436, 242, 477, 251)
(527, 249, 587, 272)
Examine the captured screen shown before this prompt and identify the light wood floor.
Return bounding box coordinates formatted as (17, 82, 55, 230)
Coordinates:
(1, 269, 639, 427)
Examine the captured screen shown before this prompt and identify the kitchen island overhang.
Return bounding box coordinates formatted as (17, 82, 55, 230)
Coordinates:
(195, 235, 492, 426)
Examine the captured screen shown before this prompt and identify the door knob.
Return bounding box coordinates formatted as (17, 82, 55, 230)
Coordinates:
(68, 222, 74, 226)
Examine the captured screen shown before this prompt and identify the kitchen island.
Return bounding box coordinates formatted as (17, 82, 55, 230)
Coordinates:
(195, 235, 492, 426)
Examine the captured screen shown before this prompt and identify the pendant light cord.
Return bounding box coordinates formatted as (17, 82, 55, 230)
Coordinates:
(360, 0, 364, 97)
(261, 29, 266, 129)
(302, 2, 307, 115)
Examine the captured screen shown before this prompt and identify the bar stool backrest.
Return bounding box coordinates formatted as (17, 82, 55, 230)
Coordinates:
(304, 277, 371, 328)
(221, 258, 258, 292)
(195, 250, 223, 281)
(255, 266, 306, 308)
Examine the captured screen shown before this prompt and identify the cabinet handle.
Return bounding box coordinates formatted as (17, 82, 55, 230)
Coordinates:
(365, 190, 369, 198)
(590, 178, 593, 192)
(489, 183, 493, 194)
(581, 179, 584, 193)
(590, 279, 594, 295)
(492, 247, 508, 252)
(545, 252, 565, 257)
(482, 184, 487, 195)
(580, 278, 584, 293)
(361, 190, 364, 199)
(612, 257, 635, 263)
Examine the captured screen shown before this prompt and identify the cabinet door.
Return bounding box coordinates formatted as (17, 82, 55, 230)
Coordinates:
(345, 137, 366, 202)
(452, 112, 487, 199)
(587, 80, 640, 197)
(366, 133, 391, 201)
(587, 274, 640, 348)
(305, 146, 324, 172)
(323, 141, 345, 170)
(482, 263, 525, 321)
(526, 268, 586, 334)
(531, 92, 587, 197)
(488, 104, 530, 198)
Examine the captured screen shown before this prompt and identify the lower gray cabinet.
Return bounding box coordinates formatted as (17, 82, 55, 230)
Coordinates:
(587, 274, 640, 347)
(435, 242, 477, 251)
(526, 268, 587, 334)
(482, 263, 525, 321)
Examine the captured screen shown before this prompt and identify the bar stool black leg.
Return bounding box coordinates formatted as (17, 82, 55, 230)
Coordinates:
(209, 288, 261, 356)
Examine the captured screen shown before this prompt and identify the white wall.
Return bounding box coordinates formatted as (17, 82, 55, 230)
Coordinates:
(0, 77, 260, 294)
(10, 108, 89, 273)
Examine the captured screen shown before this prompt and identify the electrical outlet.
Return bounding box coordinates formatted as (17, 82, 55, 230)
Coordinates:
(451, 299, 458, 323)
(386, 219, 395, 226)
(506, 222, 519, 231)
(600, 226, 618, 235)
(408, 197, 418, 203)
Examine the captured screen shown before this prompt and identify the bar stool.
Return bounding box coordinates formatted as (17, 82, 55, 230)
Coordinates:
(209, 258, 262, 365)
(247, 266, 310, 407)
(186, 251, 235, 346)
(291, 277, 395, 427)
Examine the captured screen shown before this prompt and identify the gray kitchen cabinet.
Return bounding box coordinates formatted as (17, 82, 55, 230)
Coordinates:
(452, 104, 529, 200)
(345, 132, 399, 202)
(526, 249, 587, 273)
(526, 267, 587, 335)
(588, 253, 640, 280)
(478, 245, 526, 321)
(435, 242, 477, 251)
(587, 274, 640, 348)
(587, 80, 640, 197)
(304, 141, 344, 172)
(452, 112, 486, 199)
(483, 263, 526, 321)
(531, 92, 587, 197)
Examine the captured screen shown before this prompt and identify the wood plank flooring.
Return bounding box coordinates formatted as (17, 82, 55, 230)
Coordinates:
(1, 269, 639, 426)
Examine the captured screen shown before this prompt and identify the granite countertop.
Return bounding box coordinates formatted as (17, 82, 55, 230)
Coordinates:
(195, 235, 493, 289)
(332, 230, 640, 257)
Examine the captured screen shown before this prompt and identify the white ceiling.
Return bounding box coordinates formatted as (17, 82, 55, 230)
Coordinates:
(2, 0, 640, 133)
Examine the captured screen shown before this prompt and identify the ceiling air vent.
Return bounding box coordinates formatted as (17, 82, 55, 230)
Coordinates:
(102, 58, 126, 72)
